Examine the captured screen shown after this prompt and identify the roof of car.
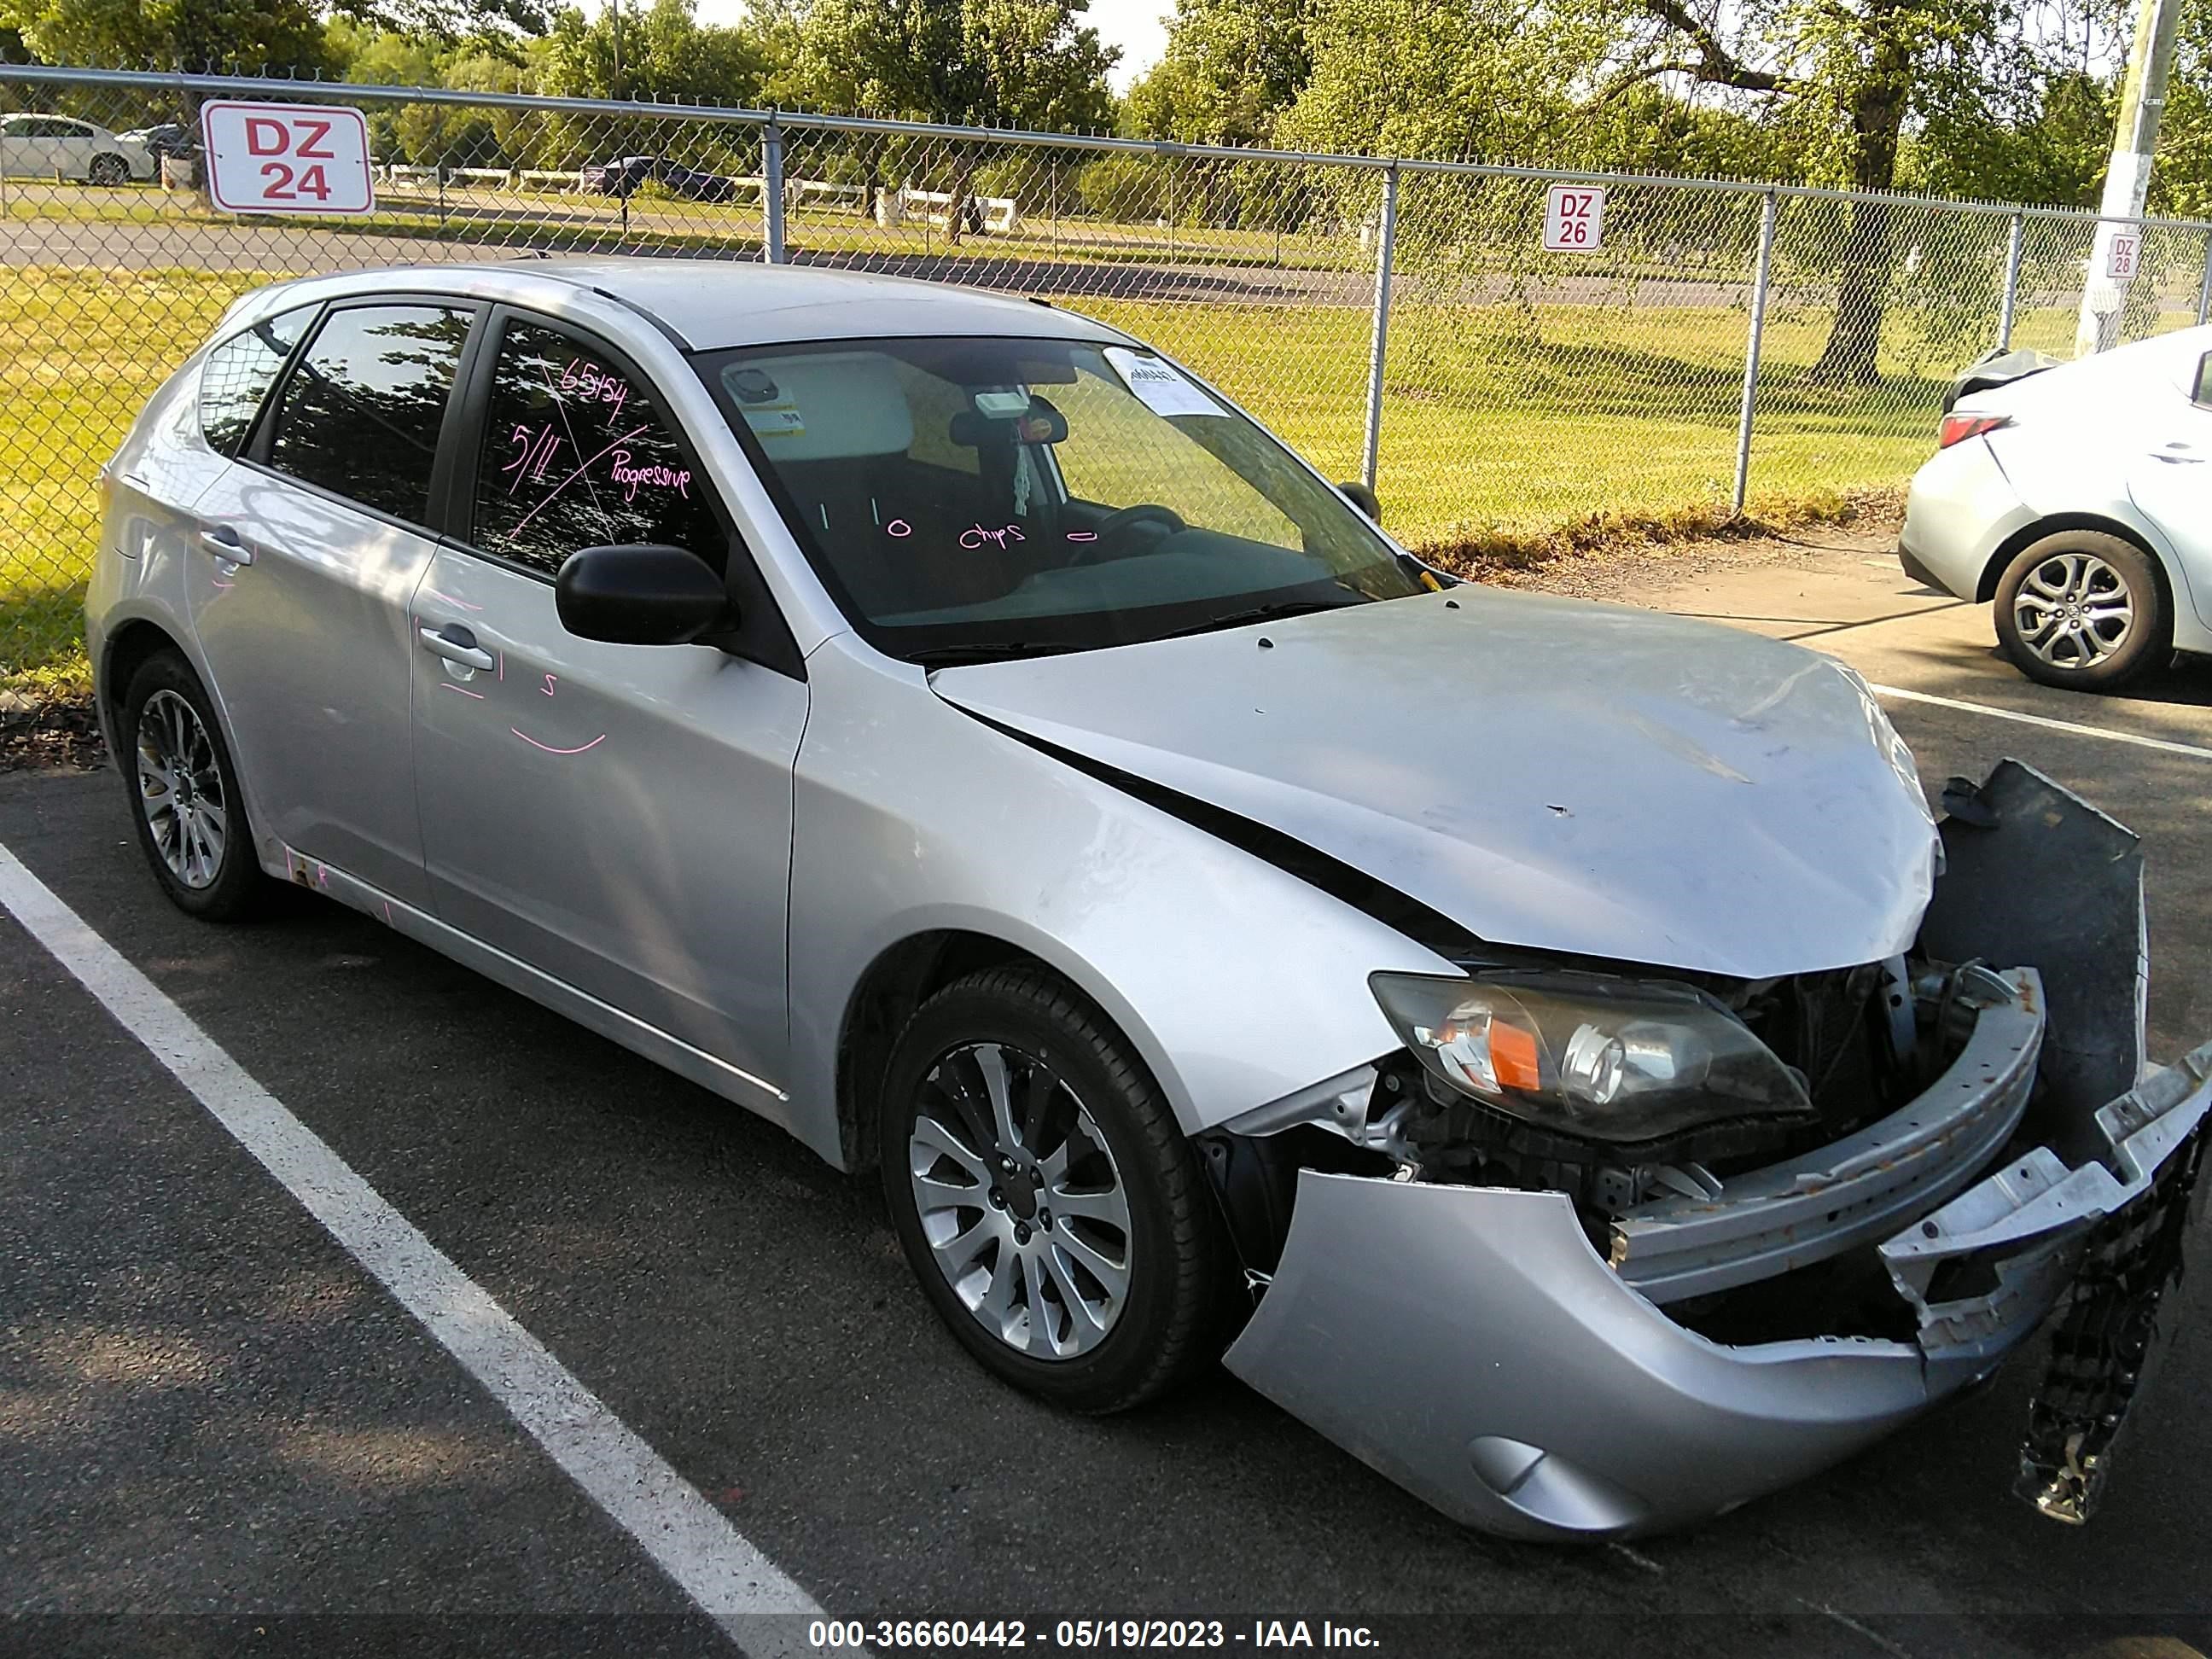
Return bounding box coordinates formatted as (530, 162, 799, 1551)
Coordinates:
(257, 259, 1134, 353)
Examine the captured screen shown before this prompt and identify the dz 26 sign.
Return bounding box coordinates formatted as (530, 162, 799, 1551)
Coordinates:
(200, 102, 375, 216)
(1543, 183, 1605, 251)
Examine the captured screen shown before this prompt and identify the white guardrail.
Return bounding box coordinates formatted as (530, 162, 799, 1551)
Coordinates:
(367, 161, 984, 224)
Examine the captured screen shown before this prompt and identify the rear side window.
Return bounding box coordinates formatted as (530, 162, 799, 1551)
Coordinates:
(265, 303, 473, 524)
(198, 307, 312, 454)
(469, 319, 724, 577)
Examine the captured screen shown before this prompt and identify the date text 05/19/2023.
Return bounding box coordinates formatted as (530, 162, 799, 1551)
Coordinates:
(805, 1620, 1382, 1650)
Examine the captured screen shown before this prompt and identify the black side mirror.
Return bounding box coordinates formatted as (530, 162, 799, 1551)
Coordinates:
(1338, 480, 1382, 522)
(556, 544, 731, 645)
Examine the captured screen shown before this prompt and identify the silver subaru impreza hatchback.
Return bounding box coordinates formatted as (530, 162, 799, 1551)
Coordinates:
(91, 259, 2209, 1540)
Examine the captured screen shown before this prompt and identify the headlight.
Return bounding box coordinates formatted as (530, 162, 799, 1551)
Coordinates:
(1369, 971, 1813, 1144)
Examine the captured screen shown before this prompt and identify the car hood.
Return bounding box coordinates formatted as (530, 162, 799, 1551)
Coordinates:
(928, 588, 1940, 980)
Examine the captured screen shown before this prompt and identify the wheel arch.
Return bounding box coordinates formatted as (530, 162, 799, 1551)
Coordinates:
(98, 616, 190, 735)
(97, 614, 284, 879)
(1977, 512, 2177, 623)
(834, 928, 1126, 1174)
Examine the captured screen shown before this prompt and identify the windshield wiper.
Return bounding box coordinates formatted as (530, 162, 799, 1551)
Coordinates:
(903, 640, 1083, 667)
(1150, 595, 1365, 642)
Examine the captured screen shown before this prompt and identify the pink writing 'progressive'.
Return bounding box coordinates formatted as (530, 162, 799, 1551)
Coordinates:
(608, 448, 692, 502)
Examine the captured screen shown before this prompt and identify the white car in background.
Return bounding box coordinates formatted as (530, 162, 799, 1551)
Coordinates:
(0, 113, 154, 184)
(1900, 326, 2212, 691)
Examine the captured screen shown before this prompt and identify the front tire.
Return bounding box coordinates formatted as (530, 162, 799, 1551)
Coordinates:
(879, 967, 1232, 1414)
(120, 650, 266, 920)
(1993, 530, 2168, 691)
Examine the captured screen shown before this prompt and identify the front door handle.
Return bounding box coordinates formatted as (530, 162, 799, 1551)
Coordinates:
(199, 526, 254, 564)
(418, 624, 495, 672)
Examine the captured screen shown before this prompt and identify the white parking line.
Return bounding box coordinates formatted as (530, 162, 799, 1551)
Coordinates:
(1871, 683, 2212, 762)
(0, 841, 824, 1652)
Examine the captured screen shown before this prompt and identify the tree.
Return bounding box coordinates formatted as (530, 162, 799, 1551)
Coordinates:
(538, 0, 767, 105)
(1598, 0, 2032, 384)
(0, 0, 329, 75)
(533, 1, 769, 168)
(765, 0, 1115, 240)
(1274, 0, 1603, 165)
(1121, 0, 1311, 149)
(0, 0, 550, 84)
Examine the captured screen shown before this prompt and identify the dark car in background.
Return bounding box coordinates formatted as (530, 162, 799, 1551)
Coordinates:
(119, 122, 198, 161)
(580, 154, 742, 203)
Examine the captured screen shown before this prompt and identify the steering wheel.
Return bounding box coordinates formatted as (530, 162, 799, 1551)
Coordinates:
(1071, 504, 1187, 565)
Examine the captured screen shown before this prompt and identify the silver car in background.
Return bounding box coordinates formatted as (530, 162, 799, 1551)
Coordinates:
(1901, 326, 2212, 691)
(90, 260, 2209, 1541)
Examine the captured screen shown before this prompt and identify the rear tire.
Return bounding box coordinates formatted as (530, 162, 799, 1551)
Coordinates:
(1993, 530, 2168, 692)
(119, 650, 266, 921)
(878, 967, 1233, 1414)
(88, 153, 128, 187)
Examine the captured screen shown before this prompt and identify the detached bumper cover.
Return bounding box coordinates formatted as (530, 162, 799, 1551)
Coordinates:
(1222, 1045, 2210, 1543)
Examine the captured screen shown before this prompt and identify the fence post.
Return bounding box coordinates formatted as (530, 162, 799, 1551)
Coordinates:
(1732, 189, 1778, 515)
(1999, 212, 2024, 350)
(1361, 163, 1400, 493)
(762, 119, 787, 265)
(2197, 229, 2212, 325)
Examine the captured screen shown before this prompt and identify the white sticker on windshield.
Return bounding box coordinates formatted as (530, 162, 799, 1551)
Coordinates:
(725, 364, 806, 438)
(740, 398, 805, 439)
(1103, 347, 1219, 418)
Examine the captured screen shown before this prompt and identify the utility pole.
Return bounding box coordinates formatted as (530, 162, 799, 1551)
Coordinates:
(2076, 0, 2182, 356)
(611, 0, 625, 102)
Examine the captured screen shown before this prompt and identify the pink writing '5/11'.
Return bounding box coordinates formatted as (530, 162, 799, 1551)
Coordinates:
(504, 423, 564, 493)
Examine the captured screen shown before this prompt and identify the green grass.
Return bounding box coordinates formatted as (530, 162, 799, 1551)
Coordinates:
(0, 256, 2028, 692)
(1065, 293, 1953, 538)
(1, 265, 274, 690)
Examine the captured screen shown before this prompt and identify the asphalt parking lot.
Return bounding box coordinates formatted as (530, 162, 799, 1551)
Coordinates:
(6, 534, 2212, 1659)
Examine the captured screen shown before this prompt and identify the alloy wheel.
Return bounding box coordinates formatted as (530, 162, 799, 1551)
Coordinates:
(136, 689, 228, 889)
(907, 1040, 1133, 1360)
(2011, 550, 2133, 669)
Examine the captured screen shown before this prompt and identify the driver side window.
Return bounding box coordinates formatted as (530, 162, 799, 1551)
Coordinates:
(471, 320, 725, 578)
(1050, 362, 1298, 549)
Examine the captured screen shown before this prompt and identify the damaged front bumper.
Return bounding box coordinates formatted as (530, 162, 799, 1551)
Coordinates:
(1224, 1044, 2210, 1542)
(1221, 763, 2211, 1541)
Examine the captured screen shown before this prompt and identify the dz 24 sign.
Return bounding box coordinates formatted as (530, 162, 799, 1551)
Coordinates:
(1543, 183, 1605, 251)
(200, 102, 375, 216)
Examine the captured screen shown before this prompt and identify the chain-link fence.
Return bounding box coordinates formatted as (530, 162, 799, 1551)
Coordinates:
(6, 62, 2211, 686)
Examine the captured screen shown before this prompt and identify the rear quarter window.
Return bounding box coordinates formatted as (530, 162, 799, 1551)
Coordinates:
(198, 307, 314, 454)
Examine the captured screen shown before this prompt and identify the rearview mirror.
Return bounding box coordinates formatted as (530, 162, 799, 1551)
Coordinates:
(556, 544, 731, 645)
(1338, 480, 1382, 522)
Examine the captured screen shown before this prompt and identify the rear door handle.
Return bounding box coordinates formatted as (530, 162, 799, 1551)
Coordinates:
(199, 526, 253, 564)
(419, 624, 495, 672)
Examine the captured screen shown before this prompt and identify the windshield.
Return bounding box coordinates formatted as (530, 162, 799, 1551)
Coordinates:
(695, 335, 1423, 662)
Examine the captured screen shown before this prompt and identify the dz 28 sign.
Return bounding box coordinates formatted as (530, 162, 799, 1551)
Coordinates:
(200, 102, 375, 216)
(1542, 183, 1605, 252)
